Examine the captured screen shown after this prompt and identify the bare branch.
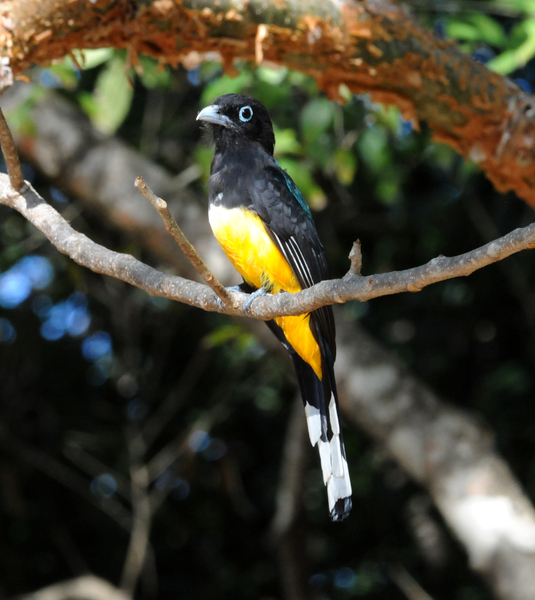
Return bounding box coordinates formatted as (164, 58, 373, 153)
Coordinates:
(348, 240, 363, 276)
(270, 396, 308, 539)
(135, 176, 233, 306)
(336, 320, 535, 600)
(388, 565, 435, 600)
(3, 0, 535, 208)
(270, 397, 311, 600)
(0, 106, 22, 190)
(120, 428, 152, 596)
(0, 61, 23, 191)
(1, 173, 533, 322)
(15, 575, 130, 600)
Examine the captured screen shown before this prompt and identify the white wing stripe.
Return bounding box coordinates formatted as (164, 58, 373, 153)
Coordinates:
(287, 236, 308, 286)
(272, 231, 291, 267)
(288, 236, 314, 287)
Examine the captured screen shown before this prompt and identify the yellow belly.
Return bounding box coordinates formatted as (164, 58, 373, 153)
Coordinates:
(209, 204, 322, 378)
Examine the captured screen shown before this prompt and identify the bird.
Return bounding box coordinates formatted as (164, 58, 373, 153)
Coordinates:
(197, 94, 352, 521)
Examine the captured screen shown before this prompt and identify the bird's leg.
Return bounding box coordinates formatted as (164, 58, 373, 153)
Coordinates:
(215, 282, 255, 311)
(242, 286, 269, 316)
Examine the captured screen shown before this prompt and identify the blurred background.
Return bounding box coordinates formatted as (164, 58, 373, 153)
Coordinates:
(1, 1, 535, 599)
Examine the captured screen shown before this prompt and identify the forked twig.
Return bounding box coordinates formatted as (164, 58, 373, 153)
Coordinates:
(135, 176, 232, 306)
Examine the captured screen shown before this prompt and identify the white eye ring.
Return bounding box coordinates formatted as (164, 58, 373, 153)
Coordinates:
(239, 106, 253, 122)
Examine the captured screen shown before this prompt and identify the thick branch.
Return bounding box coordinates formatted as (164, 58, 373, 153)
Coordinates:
(2, 0, 535, 207)
(15, 575, 130, 600)
(1, 173, 534, 319)
(335, 321, 535, 600)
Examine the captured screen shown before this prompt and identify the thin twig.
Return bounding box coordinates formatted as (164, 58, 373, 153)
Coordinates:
(135, 176, 232, 306)
(0, 60, 23, 191)
(270, 396, 308, 539)
(121, 427, 152, 596)
(269, 396, 310, 600)
(1, 174, 535, 320)
(145, 404, 227, 485)
(388, 565, 435, 600)
(0, 106, 24, 191)
(348, 240, 362, 276)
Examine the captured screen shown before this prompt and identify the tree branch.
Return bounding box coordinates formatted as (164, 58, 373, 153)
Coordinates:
(135, 175, 232, 306)
(3, 0, 535, 207)
(270, 396, 311, 600)
(15, 575, 130, 600)
(120, 428, 152, 596)
(0, 60, 23, 190)
(1, 173, 533, 320)
(335, 321, 535, 600)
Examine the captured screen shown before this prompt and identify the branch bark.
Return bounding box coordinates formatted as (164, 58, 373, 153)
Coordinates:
(1, 172, 534, 320)
(15, 575, 130, 600)
(336, 321, 535, 600)
(2, 0, 535, 207)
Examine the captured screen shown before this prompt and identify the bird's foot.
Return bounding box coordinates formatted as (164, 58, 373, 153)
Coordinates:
(215, 285, 243, 311)
(243, 287, 269, 316)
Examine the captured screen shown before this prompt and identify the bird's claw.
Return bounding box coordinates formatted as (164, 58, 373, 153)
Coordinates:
(242, 287, 269, 316)
(215, 286, 242, 311)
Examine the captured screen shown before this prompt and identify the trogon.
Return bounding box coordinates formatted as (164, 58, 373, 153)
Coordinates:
(197, 94, 352, 521)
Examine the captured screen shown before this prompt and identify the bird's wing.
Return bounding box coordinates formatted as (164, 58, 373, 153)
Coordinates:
(250, 162, 336, 358)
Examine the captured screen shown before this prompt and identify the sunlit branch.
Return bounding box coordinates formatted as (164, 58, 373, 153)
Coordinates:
(135, 176, 233, 307)
(4, 0, 535, 208)
(0, 62, 24, 191)
(1, 173, 534, 321)
(15, 575, 130, 600)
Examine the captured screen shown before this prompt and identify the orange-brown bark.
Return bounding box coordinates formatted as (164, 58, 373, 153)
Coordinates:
(1, 0, 535, 208)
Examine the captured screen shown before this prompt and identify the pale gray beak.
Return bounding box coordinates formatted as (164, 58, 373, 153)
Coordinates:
(196, 105, 231, 127)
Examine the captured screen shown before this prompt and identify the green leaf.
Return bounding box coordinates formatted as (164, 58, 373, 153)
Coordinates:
(331, 148, 357, 185)
(256, 65, 288, 85)
(488, 18, 535, 74)
(201, 71, 253, 105)
(90, 55, 134, 134)
(48, 49, 115, 91)
(376, 170, 401, 205)
(300, 98, 334, 144)
(358, 127, 390, 172)
(139, 56, 171, 89)
(446, 13, 506, 47)
(273, 126, 302, 156)
(44, 64, 80, 90)
(66, 48, 115, 71)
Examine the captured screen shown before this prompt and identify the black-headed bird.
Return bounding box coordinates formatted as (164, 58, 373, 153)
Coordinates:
(197, 94, 352, 521)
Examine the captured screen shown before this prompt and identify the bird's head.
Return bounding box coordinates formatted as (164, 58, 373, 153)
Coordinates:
(196, 94, 275, 156)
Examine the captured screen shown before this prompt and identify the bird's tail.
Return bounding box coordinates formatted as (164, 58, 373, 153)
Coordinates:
(265, 320, 352, 521)
(292, 351, 352, 521)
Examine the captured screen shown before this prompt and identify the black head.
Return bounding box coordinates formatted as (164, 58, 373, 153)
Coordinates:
(196, 94, 275, 156)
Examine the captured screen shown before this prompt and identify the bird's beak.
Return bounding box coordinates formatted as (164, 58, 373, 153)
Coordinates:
(196, 105, 231, 127)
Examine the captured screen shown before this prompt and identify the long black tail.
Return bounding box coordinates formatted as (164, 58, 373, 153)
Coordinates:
(266, 320, 352, 521)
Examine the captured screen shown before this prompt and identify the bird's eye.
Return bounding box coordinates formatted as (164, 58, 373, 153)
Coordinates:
(239, 106, 253, 122)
